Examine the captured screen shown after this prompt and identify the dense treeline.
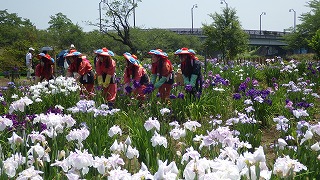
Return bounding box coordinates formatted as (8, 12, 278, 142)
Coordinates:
(0, 10, 201, 74)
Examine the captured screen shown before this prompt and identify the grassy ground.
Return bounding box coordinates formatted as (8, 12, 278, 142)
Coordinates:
(0, 75, 32, 87)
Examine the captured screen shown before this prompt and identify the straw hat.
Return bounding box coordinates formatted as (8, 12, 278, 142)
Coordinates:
(148, 49, 168, 58)
(95, 47, 114, 56)
(65, 50, 82, 57)
(123, 52, 140, 67)
(174, 47, 196, 55)
(37, 53, 54, 63)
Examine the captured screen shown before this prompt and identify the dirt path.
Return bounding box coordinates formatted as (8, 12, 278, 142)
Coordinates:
(261, 126, 279, 164)
(0, 76, 31, 87)
(0, 77, 10, 87)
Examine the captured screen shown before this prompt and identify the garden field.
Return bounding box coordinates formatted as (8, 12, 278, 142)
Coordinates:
(0, 58, 319, 179)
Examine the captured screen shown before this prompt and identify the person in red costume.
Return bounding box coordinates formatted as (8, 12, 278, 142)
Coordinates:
(95, 48, 117, 107)
(66, 50, 95, 95)
(148, 49, 174, 101)
(123, 52, 149, 101)
(175, 47, 202, 96)
(35, 53, 54, 83)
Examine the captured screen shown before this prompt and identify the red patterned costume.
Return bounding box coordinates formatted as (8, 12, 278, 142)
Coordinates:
(95, 48, 117, 104)
(148, 49, 174, 101)
(123, 52, 149, 101)
(66, 51, 94, 94)
(35, 53, 54, 83)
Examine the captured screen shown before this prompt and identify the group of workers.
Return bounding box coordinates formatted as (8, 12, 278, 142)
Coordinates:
(30, 46, 202, 106)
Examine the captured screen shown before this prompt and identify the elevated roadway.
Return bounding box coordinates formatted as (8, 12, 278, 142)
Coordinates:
(167, 28, 288, 46)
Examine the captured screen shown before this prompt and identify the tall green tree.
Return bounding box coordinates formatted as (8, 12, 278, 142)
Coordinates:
(202, 7, 248, 61)
(48, 13, 84, 51)
(285, 0, 320, 53)
(101, 0, 141, 54)
(0, 10, 38, 72)
(130, 28, 202, 56)
(0, 10, 36, 47)
(81, 30, 128, 57)
(308, 29, 320, 58)
(299, 0, 320, 37)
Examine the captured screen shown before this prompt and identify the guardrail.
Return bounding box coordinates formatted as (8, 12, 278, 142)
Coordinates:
(167, 28, 289, 39)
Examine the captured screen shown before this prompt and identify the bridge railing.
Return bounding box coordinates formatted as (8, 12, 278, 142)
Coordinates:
(244, 30, 288, 39)
(167, 28, 289, 39)
(205, 57, 281, 67)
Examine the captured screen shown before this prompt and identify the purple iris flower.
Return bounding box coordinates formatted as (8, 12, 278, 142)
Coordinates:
(264, 99, 272, 105)
(80, 122, 89, 130)
(245, 77, 251, 83)
(125, 86, 133, 93)
(177, 92, 185, 99)
(185, 84, 193, 92)
(40, 123, 47, 132)
(261, 89, 270, 98)
(172, 83, 178, 88)
(214, 76, 222, 84)
(233, 93, 242, 100)
(196, 92, 202, 98)
(3, 71, 9, 77)
(307, 64, 313, 70)
(224, 79, 230, 86)
(246, 88, 259, 98)
(5, 114, 31, 131)
(46, 107, 63, 114)
(252, 79, 259, 86)
(296, 101, 311, 108)
(7, 82, 15, 88)
(222, 66, 228, 71)
(95, 86, 103, 91)
(143, 84, 154, 94)
(26, 114, 36, 120)
(170, 94, 177, 99)
(133, 80, 141, 88)
(13, 67, 19, 72)
(238, 82, 247, 92)
(285, 99, 291, 104)
(203, 82, 210, 88)
(115, 77, 121, 84)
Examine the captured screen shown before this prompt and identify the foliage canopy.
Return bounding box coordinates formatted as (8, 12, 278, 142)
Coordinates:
(202, 7, 249, 61)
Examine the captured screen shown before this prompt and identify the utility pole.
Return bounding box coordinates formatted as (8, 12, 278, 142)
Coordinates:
(191, 4, 198, 34)
(260, 12, 266, 35)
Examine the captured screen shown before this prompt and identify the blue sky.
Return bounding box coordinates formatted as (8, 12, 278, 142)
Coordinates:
(2, 0, 310, 32)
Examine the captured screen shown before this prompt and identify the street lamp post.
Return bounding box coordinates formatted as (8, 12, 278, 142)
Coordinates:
(259, 12, 266, 35)
(220, 0, 228, 8)
(289, 9, 296, 32)
(191, 4, 198, 34)
(99, 0, 106, 32)
(133, 0, 136, 28)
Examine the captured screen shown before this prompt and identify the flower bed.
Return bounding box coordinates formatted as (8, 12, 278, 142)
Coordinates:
(0, 59, 319, 179)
